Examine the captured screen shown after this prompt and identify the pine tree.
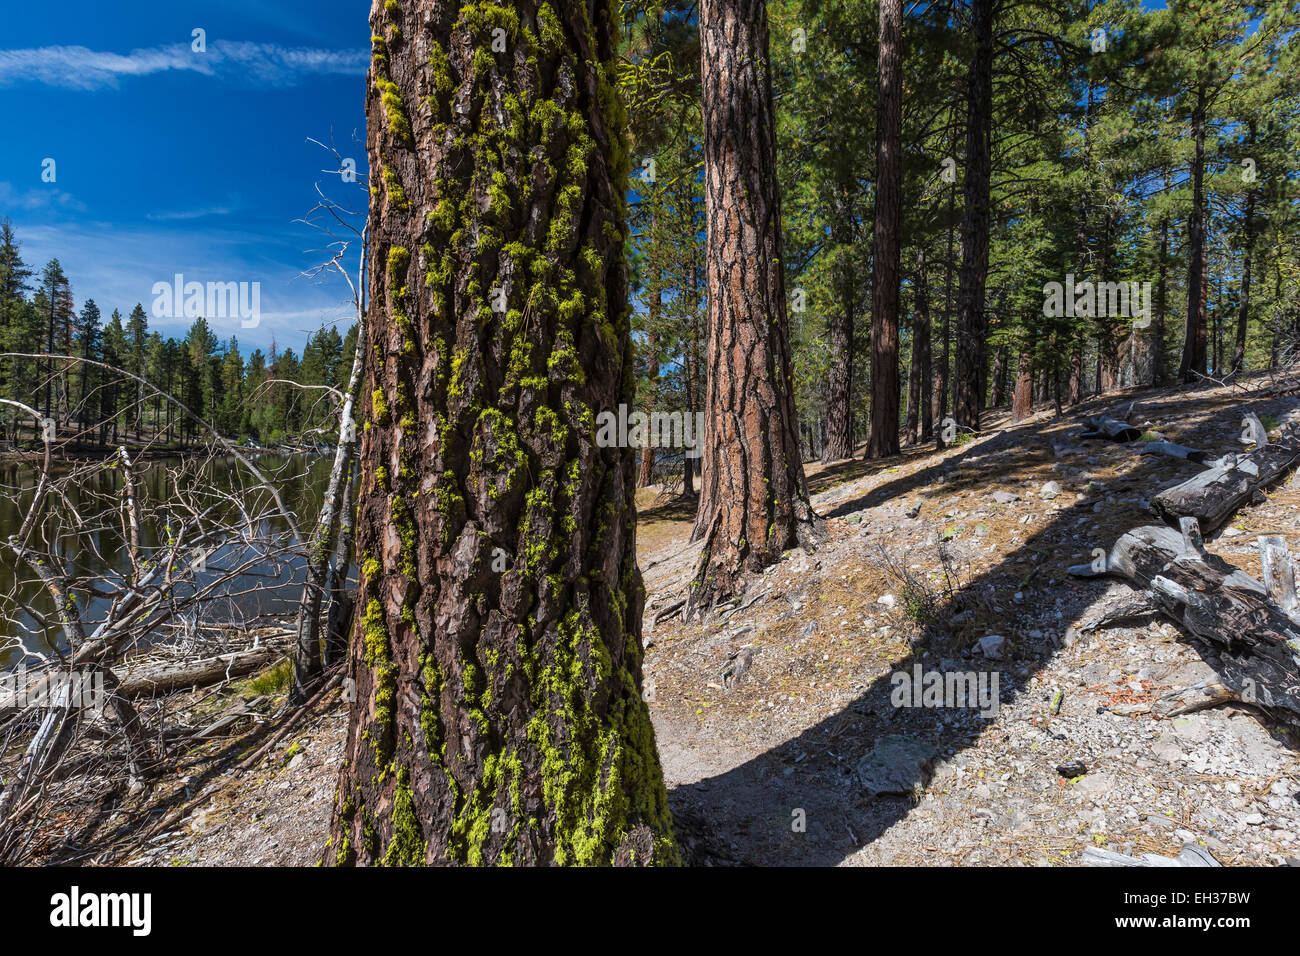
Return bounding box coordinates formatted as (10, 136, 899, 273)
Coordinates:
(868, 0, 904, 458)
(100, 310, 127, 444)
(37, 259, 74, 421)
(75, 299, 102, 430)
(329, 0, 676, 866)
(125, 303, 149, 437)
(690, 0, 819, 609)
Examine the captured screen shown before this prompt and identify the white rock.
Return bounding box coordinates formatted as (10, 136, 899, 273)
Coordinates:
(978, 634, 1007, 659)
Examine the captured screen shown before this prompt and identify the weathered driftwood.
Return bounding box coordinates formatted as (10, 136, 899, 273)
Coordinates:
(0, 683, 73, 821)
(1259, 535, 1298, 613)
(1072, 524, 1300, 724)
(191, 695, 265, 741)
(1154, 677, 1241, 717)
(1080, 415, 1142, 442)
(1139, 441, 1210, 465)
(1082, 843, 1220, 867)
(1151, 422, 1300, 532)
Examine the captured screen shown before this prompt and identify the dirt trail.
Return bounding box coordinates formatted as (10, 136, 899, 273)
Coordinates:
(121, 379, 1300, 866)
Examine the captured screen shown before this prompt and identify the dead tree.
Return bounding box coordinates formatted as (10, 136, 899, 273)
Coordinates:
(1072, 522, 1300, 727)
(289, 155, 370, 703)
(0, 364, 306, 861)
(1152, 421, 1300, 532)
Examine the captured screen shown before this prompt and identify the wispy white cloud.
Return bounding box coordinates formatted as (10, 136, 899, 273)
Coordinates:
(0, 40, 366, 90)
(0, 180, 85, 213)
(146, 203, 240, 222)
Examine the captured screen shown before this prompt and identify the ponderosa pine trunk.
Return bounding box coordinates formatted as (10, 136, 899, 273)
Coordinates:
(1011, 344, 1033, 423)
(1068, 337, 1083, 405)
(1233, 187, 1256, 375)
(822, 187, 856, 462)
(906, 250, 932, 444)
(1154, 211, 1168, 385)
(638, 325, 659, 487)
(689, 0, 818, 611)
(328, 0, 676, 867)
(1180, 84, 1209, 383)
(868, 0, 903, 458)
(989, 346, 1007, 408)
(953, 0, 993, 431)
(933, 180, 955, 448)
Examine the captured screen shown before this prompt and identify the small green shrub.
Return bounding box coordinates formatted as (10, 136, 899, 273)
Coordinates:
(248, 657, 293, 696)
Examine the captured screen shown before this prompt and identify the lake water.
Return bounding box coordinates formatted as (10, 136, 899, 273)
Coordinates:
(0, 453, 338, 667)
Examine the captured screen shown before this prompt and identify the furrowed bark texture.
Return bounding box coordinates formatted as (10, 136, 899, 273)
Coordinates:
(1180, 84, 1209, 383)
(690, 0, 818, 607)
(822, 188, 856, 463)
(329, 0, 677, 867)
(953, 0, 994, 430)
(1011, 345, 1033, 423)
(868, 0, 903, 459)
(906, 250, 932, 444)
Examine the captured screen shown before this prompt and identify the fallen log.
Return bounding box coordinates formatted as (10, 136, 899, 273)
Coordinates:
(1080, 415, 1142, 442)
(1082, 843, 1220, 867)
(1139, 441, 1210, 465)
(190, 695, 266, 741)
(1072, 523, 1300, 725)
(1151, 422, 1300, 532)
(114, 645, 286, 698)
(3, 638, 291, 713)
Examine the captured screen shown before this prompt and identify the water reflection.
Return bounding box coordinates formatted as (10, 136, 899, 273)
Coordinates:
(0, 453, 338, 666)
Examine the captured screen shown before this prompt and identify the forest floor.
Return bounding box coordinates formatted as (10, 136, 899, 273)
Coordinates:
(61, 374, 1300, 867)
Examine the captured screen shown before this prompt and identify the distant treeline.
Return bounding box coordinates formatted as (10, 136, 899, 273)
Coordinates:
(0, 219, 357, 449)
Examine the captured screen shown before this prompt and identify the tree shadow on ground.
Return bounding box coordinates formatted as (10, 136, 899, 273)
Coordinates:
(666, 386, 1300, 866)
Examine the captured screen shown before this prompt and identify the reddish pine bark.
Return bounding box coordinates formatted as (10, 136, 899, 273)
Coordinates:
(690, 0, 818, 611)
(953, 0, 994, 431)
(868, 0, 903, 459)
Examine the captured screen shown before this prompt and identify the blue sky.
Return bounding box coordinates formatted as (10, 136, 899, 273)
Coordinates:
(0, 1, 370, 353)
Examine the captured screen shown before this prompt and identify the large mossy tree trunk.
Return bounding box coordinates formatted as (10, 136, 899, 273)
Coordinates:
(328, 0, 677, 867)
(689, 0, 818, 612)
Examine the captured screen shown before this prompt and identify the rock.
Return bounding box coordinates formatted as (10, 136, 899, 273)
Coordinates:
(905, 501, 922, 518)
(1039, 480, 1062, 500)
(1074, 772, 1114, 796)
(978, 634, 1007, 659)
(878, 593, 898, 608)
(1056, 759, 1088, 778)
(991, 490, 1020, 504)
(1244, 813, 1265, 826)
(1152, 735, 1185, 763)
(856, 735, 938, 797)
